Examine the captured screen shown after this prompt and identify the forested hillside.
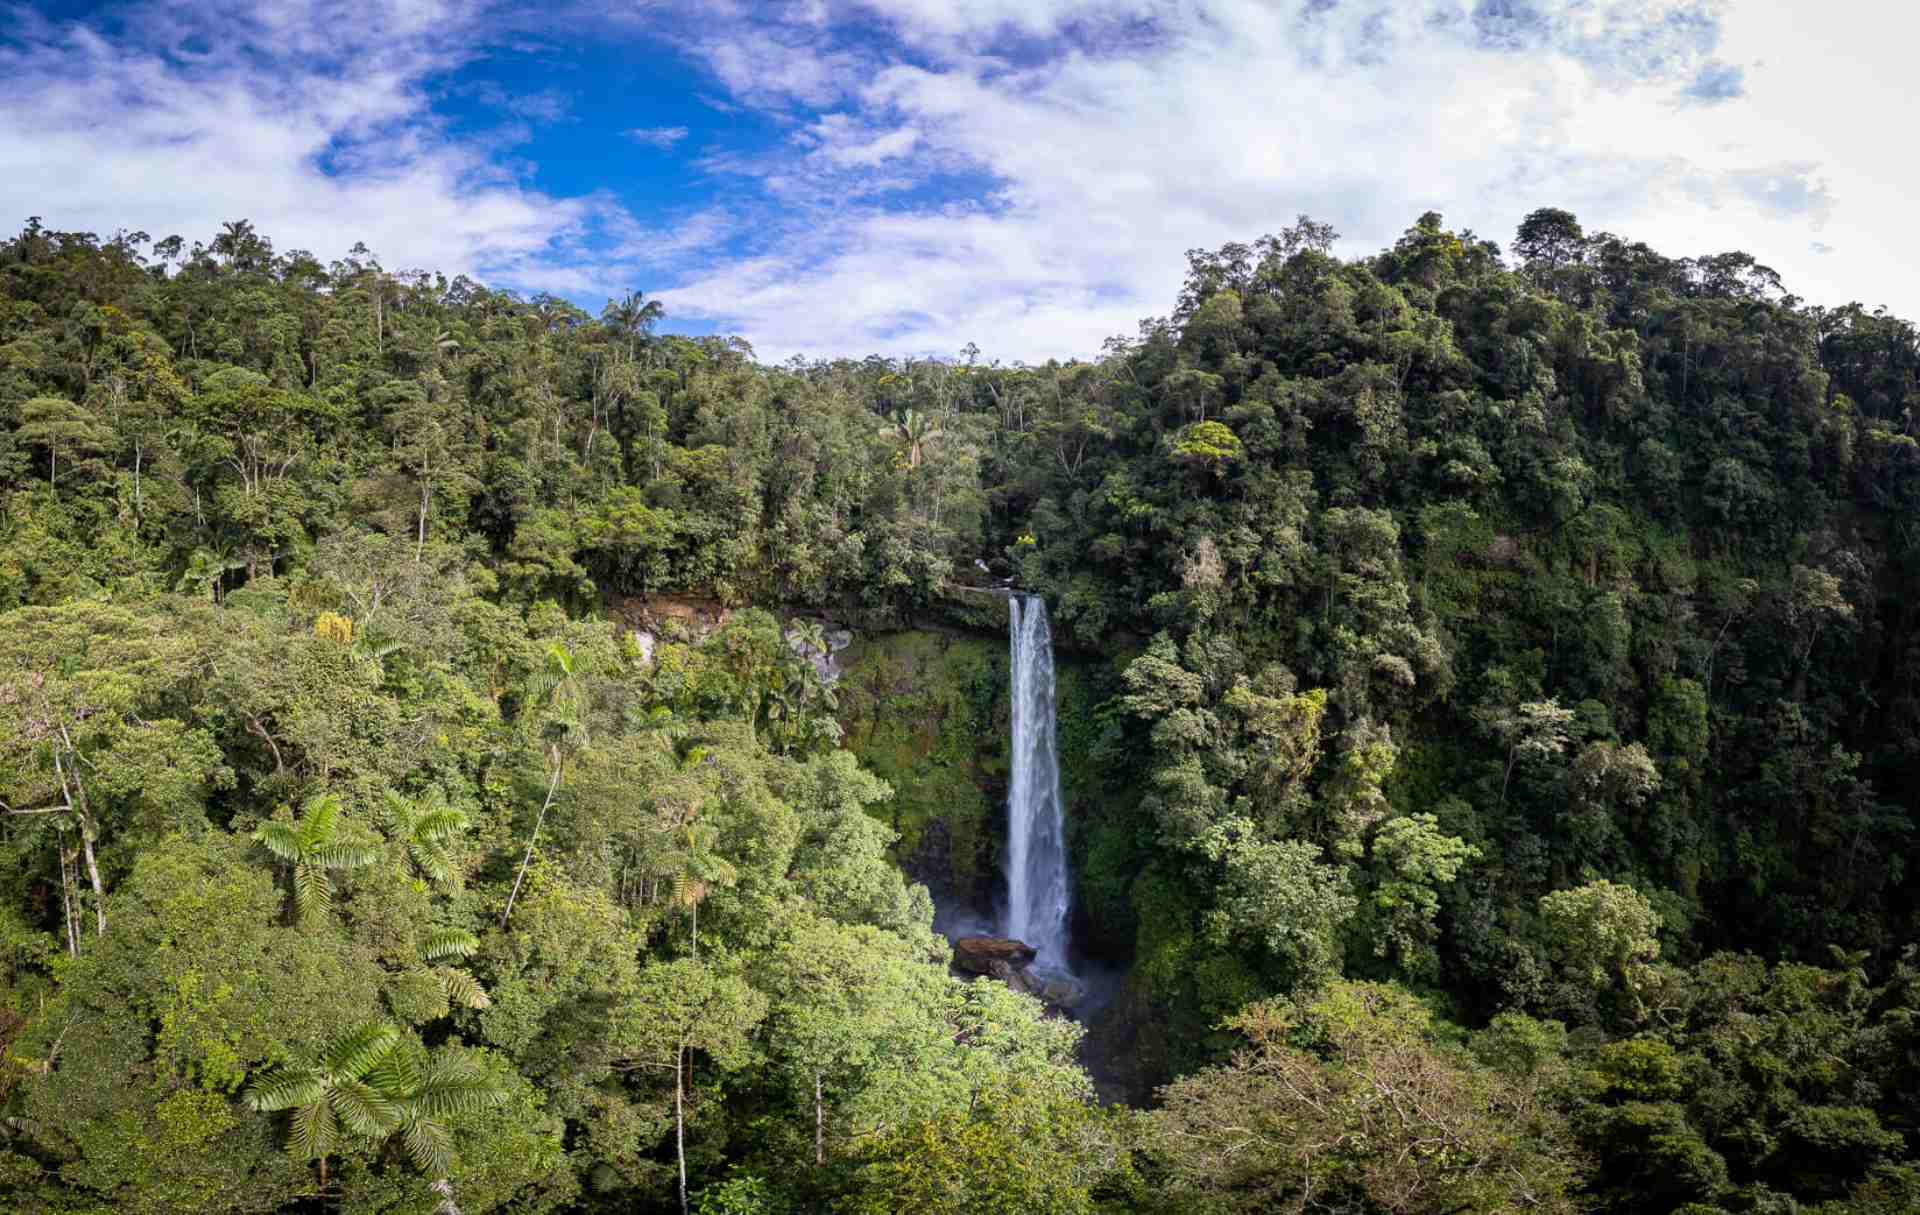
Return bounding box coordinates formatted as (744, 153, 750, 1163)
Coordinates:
(4, 209, 1920, 1214)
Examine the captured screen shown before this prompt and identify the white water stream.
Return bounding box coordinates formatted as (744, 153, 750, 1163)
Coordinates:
(1005, 594, 1071, 971)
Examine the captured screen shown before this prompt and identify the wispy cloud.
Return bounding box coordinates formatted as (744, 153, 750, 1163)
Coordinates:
(1679, 58, 1746, 104)
(626, 125, 690, 149)
(462, 81, 574, 123)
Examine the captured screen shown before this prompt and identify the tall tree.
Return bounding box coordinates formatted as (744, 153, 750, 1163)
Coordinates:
(615, 957, 767, 1215)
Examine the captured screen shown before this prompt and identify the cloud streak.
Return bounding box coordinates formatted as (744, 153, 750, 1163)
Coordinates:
(627, 125, 690, 149)
(2, 0, 769, 311)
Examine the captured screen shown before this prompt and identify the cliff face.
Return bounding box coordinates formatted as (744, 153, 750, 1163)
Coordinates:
(834, 630, 1007, 910)
(832, 627, 1142, 953)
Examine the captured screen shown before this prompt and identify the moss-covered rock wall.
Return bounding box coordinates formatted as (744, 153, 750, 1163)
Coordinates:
(834, 631, 1008, 905)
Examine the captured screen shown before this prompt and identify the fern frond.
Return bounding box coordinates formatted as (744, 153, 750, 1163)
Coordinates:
(379, 789, 411, 828)
(365, 1044, 420, 1103)
(253, 821, 303, 862)
(412, 842, 455, 886)
(293, 863, 331, 922)
(322, 1022, 400, 1078)
(300, 792, 343, 841)
(422, 929, 479, 961)
(245, 1068, 326, 1112)
(309, 843, 379, 871)
(329, 1077, 402, 1137)
(410, 1059, 507, 1119)
(398, 1109, 455, 1179)
(289, 1095, 340, 1161)
(412, 808, 468, 842)
(438, 967, 490, 1010)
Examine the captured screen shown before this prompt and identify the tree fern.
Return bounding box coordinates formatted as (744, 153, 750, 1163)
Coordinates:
(383, 788, 471, 888)
(253, 792, 377, 923)
(246, 1022, 505, 1182)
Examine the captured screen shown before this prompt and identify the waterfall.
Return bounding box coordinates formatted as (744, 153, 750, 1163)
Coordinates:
(1005, 594, 1071, 970)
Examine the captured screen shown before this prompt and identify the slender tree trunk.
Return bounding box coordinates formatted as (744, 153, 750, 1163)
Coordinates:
(675, 1043, 689, 1215)
(500, 753, 563, 928)
(815, 1072, 825, 1166)
(59, 844, 79, 957)
(79, 828, 105, 938)
(417, 483, 430, 563)
(247, 716, 286, 774)
(53, 741, 105, 936)
(429, 1179, 463, 1215)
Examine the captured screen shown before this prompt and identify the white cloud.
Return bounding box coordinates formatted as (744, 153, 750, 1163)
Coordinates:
(7, 0, 1918, 364)
(0, 0, 656, 292)
(802, 116, 920, 168)
(627, 125, 690, 148)
(660, 0, 1917, 361)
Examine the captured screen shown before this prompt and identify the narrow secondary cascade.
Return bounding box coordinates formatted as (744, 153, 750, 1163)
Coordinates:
(1005, 594, 1072, 972)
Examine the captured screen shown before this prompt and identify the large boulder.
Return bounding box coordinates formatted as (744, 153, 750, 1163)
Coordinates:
(952, 936, 1037, 976)
(1032, 971, 1087, 1010)
(987, 959, 1085, 1012)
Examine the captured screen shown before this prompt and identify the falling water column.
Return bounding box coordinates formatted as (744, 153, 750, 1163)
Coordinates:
(1005, 594, 1071, 971)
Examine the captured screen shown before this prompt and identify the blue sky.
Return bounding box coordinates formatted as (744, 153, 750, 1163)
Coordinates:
(3, 1, 1916, 361)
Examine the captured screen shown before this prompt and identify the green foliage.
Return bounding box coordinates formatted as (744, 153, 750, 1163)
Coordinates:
(1147, 981, 1585, 1213)
(7, 208, 1920, 1214)
(245, 1020, 509, 1180)
(1540, 879, 1663, 1003)
(848, 1077, 1128, 1215)
(1367, 812, 1480, 977)
(833, 632, 1001, 889)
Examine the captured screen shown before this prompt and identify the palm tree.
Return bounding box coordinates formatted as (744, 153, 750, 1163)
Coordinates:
(661, 818, 734, 959)
(210, 218, 267, 270)
(245, 1021, 507, 1193)
(177, 544, 246, 603)
(786, 617, 827, 659)
(526, 641, 592, 747)
(382, 789, 470, 889)
(893, 408, 941, 469)
(501, 642, 592, 928)
(602, 290, 665, 363)
(254, 793, 378, 923)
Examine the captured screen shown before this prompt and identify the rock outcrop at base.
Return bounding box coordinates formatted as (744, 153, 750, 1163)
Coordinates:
(951, 935, 1083, 1010)
(952, 935, 1038, 975)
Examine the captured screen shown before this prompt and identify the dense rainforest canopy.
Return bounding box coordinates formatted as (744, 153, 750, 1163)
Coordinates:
(3, 207, 1920, 1213)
